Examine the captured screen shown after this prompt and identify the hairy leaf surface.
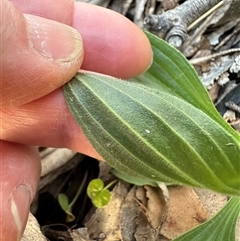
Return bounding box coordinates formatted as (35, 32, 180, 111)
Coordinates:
(64, 71, 239, 195)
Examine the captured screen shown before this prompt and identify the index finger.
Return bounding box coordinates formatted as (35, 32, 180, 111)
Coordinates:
(73, 2, 153, 78)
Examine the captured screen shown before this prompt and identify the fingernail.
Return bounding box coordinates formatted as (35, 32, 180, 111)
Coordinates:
(24, 14, 83, 62)
(144, 50, 153, 73)
(11, 185, 31, 241)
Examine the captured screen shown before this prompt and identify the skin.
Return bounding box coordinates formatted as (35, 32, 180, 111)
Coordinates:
(0, 0, 152, 240)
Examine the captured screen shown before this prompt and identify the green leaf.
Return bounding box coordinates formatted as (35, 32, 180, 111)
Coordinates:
(87, 179, 111, 207)
(91, 189, 111, 208)
(58, 193, 70, 212)
(64, 72, 240, 196)
(131, 32, 237, 137)
(63, 31, 240, 196)
(173, 197, 240, 241)
(87, 178, 104, 199)
(111, 169, 158, 187)
(58, 193, 76, 222)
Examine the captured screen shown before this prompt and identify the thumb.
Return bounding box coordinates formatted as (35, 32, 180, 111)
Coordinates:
(1, 0, 83, 107)
(0, 141, 41, 241)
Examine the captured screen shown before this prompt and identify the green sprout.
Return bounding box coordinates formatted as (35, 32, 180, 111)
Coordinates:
(58, 171, 88, 222)
(87, 178, 117, 208)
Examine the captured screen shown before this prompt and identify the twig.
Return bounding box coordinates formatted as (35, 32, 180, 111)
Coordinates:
(187, 0, 224, 31)
(214, 23, 240, 50)
(39, 147, 55, 159)
(143, 0, 222, 47)
(145, 0, 156, 15)
(122, 0, 134, 15)
(134, 0, 148, 27)
(181, 10, 217, 57)
(189, 48, 240, 65)
(225, 101, 240, 114)
(41, 148, 77, 177)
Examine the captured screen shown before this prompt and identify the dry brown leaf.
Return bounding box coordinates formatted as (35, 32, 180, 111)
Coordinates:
(120, 186, 140, 241)
(135, 211, 162, 241)
(121, 184, 168, 241)
(160, 186, 208, 240)
(193, 189, 240, 241)
(134, 185, 168, 241)
(142, 185, 167, 229)
(120, 185, 163, 241)
(194, 189, 227, 217)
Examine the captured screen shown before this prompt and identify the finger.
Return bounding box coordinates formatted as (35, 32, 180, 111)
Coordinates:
(10, 0, 74, 25)
(0, 141, 41, 241)
(73, 3, 153, 78)
(1, 0, 83, 107)
(9, 0, 152, 79)
(1, 89, 103, 160)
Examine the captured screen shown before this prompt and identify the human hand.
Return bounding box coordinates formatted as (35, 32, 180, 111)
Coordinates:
(0, 0, 152, 239)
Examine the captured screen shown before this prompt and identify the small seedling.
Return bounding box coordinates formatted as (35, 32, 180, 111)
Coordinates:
(58, 171, 88, 222)
(58, 193, 76, 222)
(87, 178, 117, 208)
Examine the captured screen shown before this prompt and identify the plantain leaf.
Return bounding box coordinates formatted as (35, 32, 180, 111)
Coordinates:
(64, 71, 240, 196)
(111, 168, 158, 187)
(130, 32, 237, 138)
(173, 197, 240, 241)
